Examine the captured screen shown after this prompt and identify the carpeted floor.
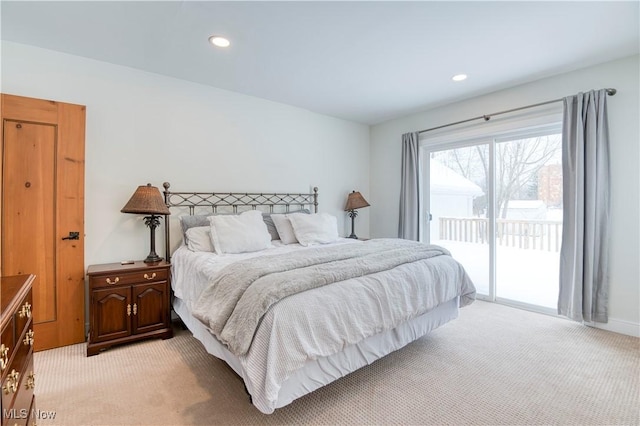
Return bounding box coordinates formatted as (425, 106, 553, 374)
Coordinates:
(33, 301, 639, 425)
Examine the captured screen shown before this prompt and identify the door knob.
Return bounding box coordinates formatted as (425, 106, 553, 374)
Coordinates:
(62, 231, 80, 240)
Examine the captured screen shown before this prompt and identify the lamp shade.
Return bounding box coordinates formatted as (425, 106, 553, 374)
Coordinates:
(121, 184, 170, 215)
(344, 191, 370, 211)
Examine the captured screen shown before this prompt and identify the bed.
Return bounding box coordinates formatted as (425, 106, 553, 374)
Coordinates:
(162, 183, 476, 414)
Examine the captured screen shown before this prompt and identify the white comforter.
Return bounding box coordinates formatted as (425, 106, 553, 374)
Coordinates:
(172, 238, 475, 413)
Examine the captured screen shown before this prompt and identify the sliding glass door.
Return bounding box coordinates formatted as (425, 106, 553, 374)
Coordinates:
(493, 133, 562, 309)
(427, 144, 491, 298)
(423, 126, 562, 312)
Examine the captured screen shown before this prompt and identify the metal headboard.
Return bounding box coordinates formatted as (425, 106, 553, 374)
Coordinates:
(162, 182, 318, 261)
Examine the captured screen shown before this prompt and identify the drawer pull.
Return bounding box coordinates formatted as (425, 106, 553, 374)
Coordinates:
(3, 369, 19, 394)
(133, 303, 138, 315)
(144, 273, 156, 280)
(23, 329, 35, 346)
(19, 302, 32, 318)
(106, 277, 120, 285)
(26, 371, 35, 390)
(0, 344, 8, 371)
(127, 304, 132, 316)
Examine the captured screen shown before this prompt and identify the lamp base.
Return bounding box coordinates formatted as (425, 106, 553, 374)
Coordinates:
(144, 253, 163, 264)
(144, 214, 163, 264)
(348, 209, 358, 240)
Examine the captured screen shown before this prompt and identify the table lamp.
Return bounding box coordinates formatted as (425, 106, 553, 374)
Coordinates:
(121, 183, 171, 263)
(344, 190, 370, 239)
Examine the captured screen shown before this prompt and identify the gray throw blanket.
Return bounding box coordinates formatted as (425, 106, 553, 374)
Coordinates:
(192, 239, 452, 356)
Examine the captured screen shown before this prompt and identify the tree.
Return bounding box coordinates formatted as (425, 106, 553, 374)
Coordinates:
(433, 135, 561, 218)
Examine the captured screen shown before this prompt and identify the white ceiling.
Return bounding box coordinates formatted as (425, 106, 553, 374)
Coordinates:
(1, 1, 638, 124)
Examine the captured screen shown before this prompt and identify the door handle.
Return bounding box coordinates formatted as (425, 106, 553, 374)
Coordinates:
(62, 231, 80, 240)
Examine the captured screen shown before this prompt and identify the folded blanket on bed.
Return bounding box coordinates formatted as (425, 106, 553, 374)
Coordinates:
(192, 238, 475, 356)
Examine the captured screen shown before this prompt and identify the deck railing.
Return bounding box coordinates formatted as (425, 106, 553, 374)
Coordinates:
(438, 217, 563, 252)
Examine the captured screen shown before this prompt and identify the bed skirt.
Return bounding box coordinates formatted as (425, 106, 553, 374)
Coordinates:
(173, 296, 460, 413)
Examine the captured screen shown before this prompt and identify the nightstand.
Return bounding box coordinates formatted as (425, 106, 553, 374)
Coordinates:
(86, 261, 173, 356)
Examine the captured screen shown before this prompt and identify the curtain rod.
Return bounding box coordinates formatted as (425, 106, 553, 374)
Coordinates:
(417, 88, 616, 135)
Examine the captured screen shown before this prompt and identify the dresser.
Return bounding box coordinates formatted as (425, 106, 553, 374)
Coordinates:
(86, 261, 172, 356)
(1, 274, 36, 426)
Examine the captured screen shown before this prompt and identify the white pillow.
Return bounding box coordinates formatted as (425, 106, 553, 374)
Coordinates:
(185, 226, 215, 252)
(208, 210, 272, 254)
(271, 213, 304, 245)
(287, 213, 339, 246)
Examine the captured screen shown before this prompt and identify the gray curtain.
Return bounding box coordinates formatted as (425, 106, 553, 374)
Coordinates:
(398, 132, 420, 240)
(558, 89, 610, 323)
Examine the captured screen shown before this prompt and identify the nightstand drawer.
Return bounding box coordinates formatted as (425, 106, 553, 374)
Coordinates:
(89, 268, 168, 288)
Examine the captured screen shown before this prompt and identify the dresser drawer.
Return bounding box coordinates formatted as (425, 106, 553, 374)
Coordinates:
(1, 356, 34, 426)
(1, 290, 32, 381)
(2, 365, 20, 416)
(0, 275, 36, 426)
(12, 325, 32, 383)
(14, 356, 34, 425)
(1, 329, 31, 408)
(90, 268, 168, 289)
(14, 290, 33, 339)
(1, 322, 14, 379)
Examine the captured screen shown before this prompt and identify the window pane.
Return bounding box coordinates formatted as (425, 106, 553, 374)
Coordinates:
(495, 134, 562, 308)
(429, 145, 490, 296)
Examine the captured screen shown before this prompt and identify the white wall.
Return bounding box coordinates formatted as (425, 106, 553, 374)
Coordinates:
(370, 55, 640, 336)
(2, 41, 637, 336)
(1, 41, 370, 266)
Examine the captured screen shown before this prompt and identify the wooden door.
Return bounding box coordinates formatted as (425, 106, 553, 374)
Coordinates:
(0, 94, 85, 350)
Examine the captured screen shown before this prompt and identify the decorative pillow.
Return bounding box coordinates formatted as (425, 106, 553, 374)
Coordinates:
(208, 210, 272, 254)
(185, 226, 215, 252)
(287, 213, 339, 246)
(180, 214, 212, 240)
(271, 213, 302, 244)
(262, 213, 280, 241)
(181, 211, 308, 242)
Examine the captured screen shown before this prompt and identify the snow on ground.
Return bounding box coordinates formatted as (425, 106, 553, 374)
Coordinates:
(433, 240, 559, 309)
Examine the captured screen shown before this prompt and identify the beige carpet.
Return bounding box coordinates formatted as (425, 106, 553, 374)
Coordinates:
(34, 301, 639, 425)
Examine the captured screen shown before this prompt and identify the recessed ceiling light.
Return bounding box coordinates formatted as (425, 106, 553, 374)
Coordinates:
(452, 74, 468, 82)
(208, 36, 230, 48)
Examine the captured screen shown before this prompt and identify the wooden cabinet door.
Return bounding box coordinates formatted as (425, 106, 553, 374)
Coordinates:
(1, 94, 85, 350)
(132, 282, 168, 335)
(91, 287, 131, 343)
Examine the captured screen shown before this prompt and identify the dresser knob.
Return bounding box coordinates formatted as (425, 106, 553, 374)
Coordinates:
(23, 329, 34, 346)
(106, 277, 120, 285)
(3, 370, 19, 394)
(26, 371, 35, 390)
(19, 302, 32, 318)
(143, 273, 156, 280)
(0, 344, 8, 371)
